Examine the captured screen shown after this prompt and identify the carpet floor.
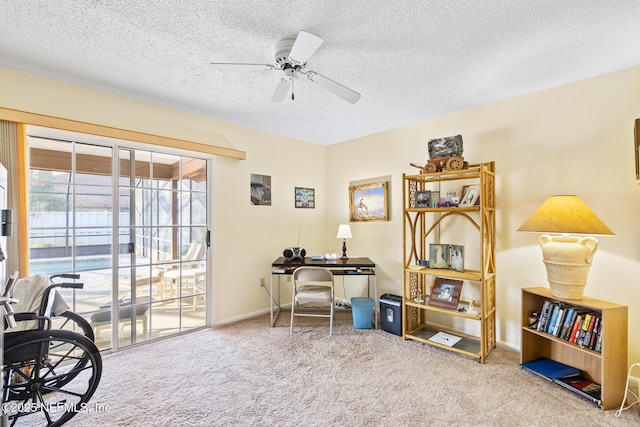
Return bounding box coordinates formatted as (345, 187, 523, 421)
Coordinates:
(64, 313, 639, 426)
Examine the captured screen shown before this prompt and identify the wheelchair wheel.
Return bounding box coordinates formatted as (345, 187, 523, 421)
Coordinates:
(2, 329, 102, 427)
(53, 310, 95, 343)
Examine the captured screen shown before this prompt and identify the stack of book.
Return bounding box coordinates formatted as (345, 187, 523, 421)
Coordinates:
(535, 300, 603, 352)
(521, 358, 602, 406)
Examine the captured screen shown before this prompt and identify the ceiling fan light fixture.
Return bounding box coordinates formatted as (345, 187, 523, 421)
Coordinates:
(210, 30, 360, 104)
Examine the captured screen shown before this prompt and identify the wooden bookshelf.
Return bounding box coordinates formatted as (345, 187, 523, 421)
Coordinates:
(402, 162, 496, 363)
(521, 287, 628, 410)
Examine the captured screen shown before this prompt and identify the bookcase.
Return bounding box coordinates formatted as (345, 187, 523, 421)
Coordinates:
(521, 287, 628, 409)
(401, 162, 496, 363)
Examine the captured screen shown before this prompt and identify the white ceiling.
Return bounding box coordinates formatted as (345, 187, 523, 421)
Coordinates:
(2, 1, 640, 146)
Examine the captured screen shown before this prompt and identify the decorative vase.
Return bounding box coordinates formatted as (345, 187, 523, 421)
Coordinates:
(538, 234, 598, 300)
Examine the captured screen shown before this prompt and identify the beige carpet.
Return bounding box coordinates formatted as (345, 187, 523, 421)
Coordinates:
(65, 313, 639, 427)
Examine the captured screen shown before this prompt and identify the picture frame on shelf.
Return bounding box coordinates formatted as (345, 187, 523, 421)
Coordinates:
(415, 190, 431, 208)
(429, 244, 451, 269)
(450, 244, 464, 272)
(460, 184, 480, 207)
(294, 187, 315, 208)
(460, 185, 481, 206)
(430, 191, 440, 208)
(428, 277, 463, 310)
(349, 180, 389, 222)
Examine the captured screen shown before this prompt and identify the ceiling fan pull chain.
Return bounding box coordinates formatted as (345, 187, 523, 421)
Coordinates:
(291, 76, 295, 100)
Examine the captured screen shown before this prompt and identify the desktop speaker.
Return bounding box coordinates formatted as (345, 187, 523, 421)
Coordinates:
(283, 247, 306, 261)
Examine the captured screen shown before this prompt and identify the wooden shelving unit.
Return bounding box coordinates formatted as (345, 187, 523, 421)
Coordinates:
(401, 162, 496, 363)
(521, 287, 628, 409)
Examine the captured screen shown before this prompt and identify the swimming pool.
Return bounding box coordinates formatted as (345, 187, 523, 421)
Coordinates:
(30, 257, 113, 275)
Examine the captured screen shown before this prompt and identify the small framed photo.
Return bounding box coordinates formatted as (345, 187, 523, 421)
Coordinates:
(429, 244, 450, 269)
(430, 191, 440, 208)
(428, 277, 463, 310)
(460, 184, 480, 207)
(415, 190, 431, 208)
(450, 244, 464, 272)
(460, 185, 480, 206)
(295, 187, 315, 208)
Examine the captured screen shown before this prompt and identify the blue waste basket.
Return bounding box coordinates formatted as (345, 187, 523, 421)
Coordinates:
(351, 297, 374, 329)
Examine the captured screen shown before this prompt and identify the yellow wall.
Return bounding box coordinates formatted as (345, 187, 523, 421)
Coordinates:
(0, 66, 326, 324)
(326, 66, 640, 366)
(1, 65, 639, 367)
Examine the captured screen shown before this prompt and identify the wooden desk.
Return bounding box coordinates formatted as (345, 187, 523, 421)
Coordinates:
(270, 257, 377, 328)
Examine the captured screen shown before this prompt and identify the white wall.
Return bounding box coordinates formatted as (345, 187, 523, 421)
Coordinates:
(326, 66, 640, 366)
(2, 65, 639, 369)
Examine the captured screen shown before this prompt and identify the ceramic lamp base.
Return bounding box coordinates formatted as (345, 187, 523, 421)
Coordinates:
(539, 234, 598, 300)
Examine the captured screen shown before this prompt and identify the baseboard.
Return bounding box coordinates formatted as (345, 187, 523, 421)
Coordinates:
(212, 307, 272, 326)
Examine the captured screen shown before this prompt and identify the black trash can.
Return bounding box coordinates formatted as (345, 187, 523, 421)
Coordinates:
(379, 293, 403, 336)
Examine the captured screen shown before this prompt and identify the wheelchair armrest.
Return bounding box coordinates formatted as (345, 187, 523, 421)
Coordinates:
(14, 312, 38, 322)
(6, 313, 51, 331)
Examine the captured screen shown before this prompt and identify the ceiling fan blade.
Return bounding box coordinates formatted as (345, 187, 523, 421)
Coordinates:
(305, 71, 361, 104)
(210, 63, 274, 71)
(271, 78, 292, 103)
(289, 31, 324, 64)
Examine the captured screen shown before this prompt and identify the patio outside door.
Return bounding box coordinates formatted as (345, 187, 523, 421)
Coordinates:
(28, 132, 208, 351)
(116, 148, 208, 348)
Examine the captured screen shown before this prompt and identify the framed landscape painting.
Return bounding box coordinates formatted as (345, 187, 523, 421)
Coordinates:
(349, 181, 389, 222)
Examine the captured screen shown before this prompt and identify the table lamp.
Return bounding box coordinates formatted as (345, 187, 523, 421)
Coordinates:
(336, 224, 352, 260)
(517, 195, 614, 300)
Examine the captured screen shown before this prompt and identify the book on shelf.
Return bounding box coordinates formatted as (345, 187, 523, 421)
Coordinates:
(545, 304, 562, 334)
(554, 376, 602, 406)
(536, 300, 553, 332)
(587, 316, 601, 350)
(520, 358, 581, 381)
(568, 313, 584, 343)
(577, 313, 593, 347)
(558, 307, 575, 339)
(582, 314, 597, 348)
(552, 306, 569, 337)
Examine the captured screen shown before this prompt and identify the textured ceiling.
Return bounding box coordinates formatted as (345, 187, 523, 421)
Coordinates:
(2, 1, 640, 146)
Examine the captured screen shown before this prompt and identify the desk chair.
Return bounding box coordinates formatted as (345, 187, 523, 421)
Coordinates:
(290, 266, 335, 335)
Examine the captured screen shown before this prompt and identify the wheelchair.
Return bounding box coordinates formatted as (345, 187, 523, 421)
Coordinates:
(1, 272, 102, 427)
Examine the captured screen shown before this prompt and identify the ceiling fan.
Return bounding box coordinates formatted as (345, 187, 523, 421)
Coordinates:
(210, 31, 361, 104)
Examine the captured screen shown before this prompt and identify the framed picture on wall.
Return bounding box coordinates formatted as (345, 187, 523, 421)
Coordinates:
(349, 181, 389, 222)
(635, 118, 640, 180)
(250, 173, 271, 206)
(294, 187, 315, 208)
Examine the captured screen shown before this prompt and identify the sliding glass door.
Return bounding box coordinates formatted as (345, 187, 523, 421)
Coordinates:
(27, 130, 208, 351)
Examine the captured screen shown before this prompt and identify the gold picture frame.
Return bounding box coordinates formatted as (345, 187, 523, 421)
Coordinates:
(349, 181, 389, 222)
(635, 118, 639, 180)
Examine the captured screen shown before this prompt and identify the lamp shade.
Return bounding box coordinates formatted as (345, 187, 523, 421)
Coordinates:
(336, 224, 352, 239)
(517, 195, 614, 235)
